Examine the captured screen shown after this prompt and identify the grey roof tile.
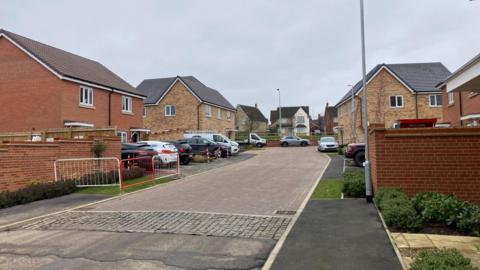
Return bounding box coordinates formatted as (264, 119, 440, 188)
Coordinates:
(237, 105, 268, 122)
(270, 106, 309, 123)
(0, 29, 141, 96)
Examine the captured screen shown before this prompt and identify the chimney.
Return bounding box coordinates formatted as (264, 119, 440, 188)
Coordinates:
(255, 103, 258, 108)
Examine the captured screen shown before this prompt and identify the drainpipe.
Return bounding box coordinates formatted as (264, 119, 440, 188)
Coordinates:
(459, 93, 464, 126)
(197, 103, 202, 130)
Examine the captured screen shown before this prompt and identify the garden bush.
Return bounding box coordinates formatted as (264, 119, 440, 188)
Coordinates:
(375, 187, 422, 231)
(413, 192, 466, 226)
(342, 170, 365, 198)
(374, 187, 406, 208)
(0, 180, 77, 209)
(410, 249, 478, 270)
(457, 204, 480, 236)
(122, 166, 146, 181)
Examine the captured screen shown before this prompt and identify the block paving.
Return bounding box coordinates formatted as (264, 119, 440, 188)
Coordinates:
(20, 210, 291, 240)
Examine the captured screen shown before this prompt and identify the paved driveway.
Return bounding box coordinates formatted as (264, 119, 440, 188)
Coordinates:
(0, 147, 329, 270)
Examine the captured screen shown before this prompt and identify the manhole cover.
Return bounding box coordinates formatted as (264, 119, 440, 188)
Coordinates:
(275, 210, 296, 215)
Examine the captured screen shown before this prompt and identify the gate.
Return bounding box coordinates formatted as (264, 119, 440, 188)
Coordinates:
(54, 157, 121, 187)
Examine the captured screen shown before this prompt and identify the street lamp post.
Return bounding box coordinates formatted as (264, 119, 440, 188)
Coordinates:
(360, 0, 373, 203)
(277, 89, 282, 136)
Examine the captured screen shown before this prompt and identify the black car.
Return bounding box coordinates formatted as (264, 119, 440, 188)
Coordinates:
(121, 143, 158, 159)
(166, 141, 194, 165)
(181, 137, 221, 157)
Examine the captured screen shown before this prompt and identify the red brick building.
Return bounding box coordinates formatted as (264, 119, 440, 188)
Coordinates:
(439, 52, 480, 127)
(0, 29, 146, 142)
(323, 103, 337, 135)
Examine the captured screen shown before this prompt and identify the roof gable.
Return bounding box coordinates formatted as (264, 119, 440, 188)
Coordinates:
(0, 29, 142, 97)
(270, 106, 310, 123)
(237, 105, 268, 122)
(335, 62, 451, 107)
(137, 76, 235, 110)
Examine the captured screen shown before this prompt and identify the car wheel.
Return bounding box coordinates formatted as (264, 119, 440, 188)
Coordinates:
(354, 151, 366, 167)
(281, 142, 288, 147)
(301, 142, 307, 147)
(256, 142, 263, 148)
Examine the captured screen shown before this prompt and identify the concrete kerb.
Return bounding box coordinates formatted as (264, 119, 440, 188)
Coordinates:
(0, 153, 257, 232)
(261, 153, 332, 270)
(374, 203, 408, 270)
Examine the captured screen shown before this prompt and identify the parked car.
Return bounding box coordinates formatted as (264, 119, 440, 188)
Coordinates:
(121, 143, 158, 159)
(138, 141, 178, 164)
(184, 132, 239, 154)
(345, 143, 365, 167)
(317, 137, 338, 152)
(280, 136, 310, 147)
(239, 133, 267, 147)
(182, 137, 221, 157)
(166, 141, 194, 165)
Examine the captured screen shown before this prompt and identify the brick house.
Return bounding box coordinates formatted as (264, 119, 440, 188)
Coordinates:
(334, 63, 451, 143)
(137, 76, 236, 140)
(438, 52, 480, 127)
(0, 29, 146, 142)
(323, 103, 337, 135)
(236, 104, 268, 133)
(270, 106, 310, 136)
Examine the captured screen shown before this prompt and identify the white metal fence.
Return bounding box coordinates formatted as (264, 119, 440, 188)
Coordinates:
(54, 157, 121, 187)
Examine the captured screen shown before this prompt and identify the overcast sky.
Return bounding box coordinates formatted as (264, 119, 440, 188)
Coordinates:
(1, 0, 479, 118)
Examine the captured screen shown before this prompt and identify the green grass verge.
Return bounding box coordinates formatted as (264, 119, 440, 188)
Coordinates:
(310, 179, 344, 200)
(76, 176, 175, 196)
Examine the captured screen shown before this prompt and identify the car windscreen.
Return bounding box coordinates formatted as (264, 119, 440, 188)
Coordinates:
(320, 137, 336, 143)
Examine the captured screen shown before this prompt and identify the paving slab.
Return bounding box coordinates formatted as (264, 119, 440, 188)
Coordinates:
(271, 199, 402, 270)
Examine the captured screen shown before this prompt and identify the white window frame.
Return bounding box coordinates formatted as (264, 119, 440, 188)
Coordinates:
(217, 108, 222, 119)
(205, 105, 212, 117)
(79, 86, 93, 106)
(296, 115, 305, 123)
(389, 95, 404, 108)
(429, 94, 442, 107)
(448, 92, 455, 105)
(119, 131, 128, 143)
(122, 96, 132, 113)
(165, 105, 176, 116)
(227, 111, 231, 121)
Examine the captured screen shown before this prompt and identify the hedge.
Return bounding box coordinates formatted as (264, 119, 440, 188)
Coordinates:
(342, 170, 365, 198)
(0, 180, 77, 209)
(375, 187, 422, 231)
(410, 249, 478, 270)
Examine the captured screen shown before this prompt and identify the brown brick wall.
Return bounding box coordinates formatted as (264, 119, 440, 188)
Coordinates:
(0, 138, 120, 191)
(337, 69, 443, 144)
(441, 86, 480, 127)
(0, 36, 143, 140)
(369, 127, 480, 203)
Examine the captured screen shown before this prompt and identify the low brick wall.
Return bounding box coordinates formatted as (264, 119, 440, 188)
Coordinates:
(0, 138, 120, 191)
(369, 127, 480, 203)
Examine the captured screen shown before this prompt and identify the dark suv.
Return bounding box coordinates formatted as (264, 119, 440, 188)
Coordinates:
(345, 143, 365, 167)
(166, 141, 194, 165)
(181, 137, 221, 157)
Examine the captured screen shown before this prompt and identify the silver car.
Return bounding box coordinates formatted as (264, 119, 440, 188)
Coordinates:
(317, 136, 339, 152)
(280, 136, 310, 147)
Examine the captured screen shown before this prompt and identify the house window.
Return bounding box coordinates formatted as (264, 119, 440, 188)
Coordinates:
(227, 111, 231, 121)
(217, 108, 222, 119)
(165, 105, 176, 116)
(296, 116, 305, 123)
(119, 131, 128, 143)
(143, 106, 147, 117)
(122, 96, 132, 113)
(389, 95, 403, 108)
(429, 95, 442, 107)
(448, 92, 455, 105)
(297, 127, 306, 133)
(79, 86, 93, 106)
(205, 105, 212, 117)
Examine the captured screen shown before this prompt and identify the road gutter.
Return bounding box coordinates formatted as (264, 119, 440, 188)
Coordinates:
(261, 154, 331, 270)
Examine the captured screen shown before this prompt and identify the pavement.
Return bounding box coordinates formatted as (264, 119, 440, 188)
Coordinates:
(270, 153, 402, 270)
(0, 147, 329, 270)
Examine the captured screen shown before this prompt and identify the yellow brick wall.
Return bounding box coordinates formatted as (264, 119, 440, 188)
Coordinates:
(236, 107, 268, 132)
(198, 104, 236, 135)
(336, 69, 443, 144)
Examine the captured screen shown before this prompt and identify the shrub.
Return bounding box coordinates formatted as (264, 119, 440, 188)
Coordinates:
(374, 187, 406, 208)
(342, 170, 365, 198)
(122, 166, 146, 181)
(457, 204, 480, 236)
(0, 180, 77, 209)
(410, 249, 478, 270)
(91, 140, 107, 158)
(381, 199, 423, 231)
(413, 192, 465, 226)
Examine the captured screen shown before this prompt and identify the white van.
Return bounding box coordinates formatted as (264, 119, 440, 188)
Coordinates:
(184, 132, 239, 154)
